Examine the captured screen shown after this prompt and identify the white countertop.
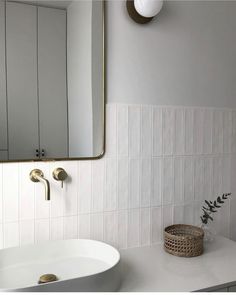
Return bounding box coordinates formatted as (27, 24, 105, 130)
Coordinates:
(119, 236, 236, 292)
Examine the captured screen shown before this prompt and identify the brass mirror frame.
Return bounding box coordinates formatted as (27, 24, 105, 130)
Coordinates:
(1, 0, 106, 163)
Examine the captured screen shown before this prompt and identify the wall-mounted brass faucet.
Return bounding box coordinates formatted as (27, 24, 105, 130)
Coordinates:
(30, 169, 50, 201)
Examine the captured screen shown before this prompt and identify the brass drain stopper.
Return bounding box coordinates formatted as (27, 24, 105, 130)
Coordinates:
(38, 274, 58, 284)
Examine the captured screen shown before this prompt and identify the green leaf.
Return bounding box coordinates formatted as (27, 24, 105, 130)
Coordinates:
(209, 208, 217, 213)
(205, 200, 214, 209)
(203, 206, 211, 211)
(222, 194, 227, 200)
(201, 217, 207, 224)
(217, 196, 224, 204)
(208, 215, 213, 221)
(214, 201, 221, 208)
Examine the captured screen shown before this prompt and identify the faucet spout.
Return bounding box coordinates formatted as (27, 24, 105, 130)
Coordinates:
(36, 174, 50, 201)
(30, 169, 51, 201)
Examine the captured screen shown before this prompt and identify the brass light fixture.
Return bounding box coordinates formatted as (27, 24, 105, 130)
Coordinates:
(127, 0, 163, 24)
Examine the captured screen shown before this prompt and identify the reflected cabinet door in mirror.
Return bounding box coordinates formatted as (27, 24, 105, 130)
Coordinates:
(0, 0, 104, 161)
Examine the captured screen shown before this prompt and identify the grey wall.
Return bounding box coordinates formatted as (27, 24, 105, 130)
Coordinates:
(107, 1, 236, 108)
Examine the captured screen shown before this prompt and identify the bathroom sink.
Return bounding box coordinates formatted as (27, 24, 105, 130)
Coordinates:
(0, 239, 121, 292)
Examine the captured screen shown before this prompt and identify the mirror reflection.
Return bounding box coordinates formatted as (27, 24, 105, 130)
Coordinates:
(0, 0, 104, 161)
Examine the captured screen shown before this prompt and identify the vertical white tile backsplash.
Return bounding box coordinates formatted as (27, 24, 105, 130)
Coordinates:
(185, 108, 194, 155)
(140, 208, 150, 246)
(104, 158, 117, 211)
(153, 107, 162, 156)
(63, 161, 78, 216)
(203, 109, 213, 154)
(194, 109, 204, 155)
(152, 158, 162, 207)
(3, 163, 19, 223)
(35, 219, 49, 243)
(20, 220, 34, 246)
(118, 158, 129, 210)
(184, 157, 194, 202)
(174, 108, 185, 155)
(223, 110, 232, 154)
(162, 157, 174, 205)
(128, 209, 140, 248)
(212, 156, 223, 198)
(104, 211, 118, 247)
(163, 206, 173, 229)
(174, 157, 183, 204)
(78, 161, 91, 214)
(184, 204, 194, 225)
(129, 158, 140, 209)
(90, 213, 103, 242)
(92, 160, 104, 213)
(50, 217, 63, 241)
(117, 210, 128, 249)
(151, 207, 162, 244)
(64, 216, 78, 239)
(19, 163, 35, 221)
(0, 103, 235, 249)
(173, 205, 184, 224)
(222, 156, 231, 193)
(194, 157, 204, 202)
(204, 157, 213, 200)
(193, 202, 201, 226)
(129, 105, 141, 158)
(141, 106, 152, 157)
(78, 214, 90, 239)
(106, 104, 117, 157)
(162, 108, 174, 155)
(4, 222, 19, 248)
(212, 109, 224, 154)
(141, 158, 151, 208)
(117, 104, 128, 156)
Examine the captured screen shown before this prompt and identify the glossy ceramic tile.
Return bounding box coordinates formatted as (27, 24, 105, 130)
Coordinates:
(0, 103, 235, 249)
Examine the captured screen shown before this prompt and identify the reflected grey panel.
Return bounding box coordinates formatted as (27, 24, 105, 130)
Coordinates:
(6, 2, 39, 160)
(38, 6, 68, 159)
(1, 0, 104, 162)
(0, 1, 8, 152)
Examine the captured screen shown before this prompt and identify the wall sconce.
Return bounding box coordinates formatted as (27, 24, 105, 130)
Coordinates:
(127, 0, 163, 24)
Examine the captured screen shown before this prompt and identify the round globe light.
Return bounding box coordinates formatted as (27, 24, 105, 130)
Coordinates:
(134, 0, 163, 18)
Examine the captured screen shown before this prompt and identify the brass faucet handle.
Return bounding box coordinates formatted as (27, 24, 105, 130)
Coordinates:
(52, 168, 68, 188)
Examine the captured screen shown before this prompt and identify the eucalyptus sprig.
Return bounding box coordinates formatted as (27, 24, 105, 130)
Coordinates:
(200, 193, 231, 225)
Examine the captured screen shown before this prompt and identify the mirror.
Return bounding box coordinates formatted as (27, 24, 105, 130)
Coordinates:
(0, 0, 104, 161)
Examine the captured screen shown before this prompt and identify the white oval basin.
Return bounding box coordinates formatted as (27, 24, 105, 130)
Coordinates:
(0, 239, 121, 292)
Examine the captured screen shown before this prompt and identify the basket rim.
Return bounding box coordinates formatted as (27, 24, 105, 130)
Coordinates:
(164, 224, 204, 240)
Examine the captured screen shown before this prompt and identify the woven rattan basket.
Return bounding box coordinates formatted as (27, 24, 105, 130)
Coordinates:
(164, 224, 204, 257)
